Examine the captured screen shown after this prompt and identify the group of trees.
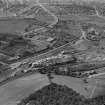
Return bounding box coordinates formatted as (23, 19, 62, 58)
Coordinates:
(36, 65, 81, 80)
(0, 33, 37, 60)
(95, 3, 105, 16)
(86, 28, 102, 42)
(47, 20, 80, 48)
(36, 59, 99, 78)
(18, 83, 105, 105)
(57, 4, 96, 16)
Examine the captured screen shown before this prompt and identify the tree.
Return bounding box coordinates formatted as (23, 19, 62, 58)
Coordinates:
(46, 65, 54, 84)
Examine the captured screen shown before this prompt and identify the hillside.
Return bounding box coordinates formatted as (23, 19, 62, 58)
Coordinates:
(18, 83, 105, 105)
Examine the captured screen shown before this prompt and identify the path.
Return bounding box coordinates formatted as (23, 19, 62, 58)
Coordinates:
(23, 0, 58, 35)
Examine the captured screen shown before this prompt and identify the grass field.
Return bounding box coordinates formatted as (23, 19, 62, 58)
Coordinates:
(0, 18, 41, 34)
(0, 73, 49, 105)
(1, 1, 105, 105)
(52, 74, 105, 98)
(52, 75, 95, 98)
(1, 73, 105, 105)
(0, 4, 55, 34)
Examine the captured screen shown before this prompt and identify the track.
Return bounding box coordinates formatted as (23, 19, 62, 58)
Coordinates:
(1, 2, 105, 103)
(6, 0, 105, 82)
(37, 0, 58, 27)
(23, 0, 58, 35)
(10, 41, 73, 69)
(9, 0, 59, 68)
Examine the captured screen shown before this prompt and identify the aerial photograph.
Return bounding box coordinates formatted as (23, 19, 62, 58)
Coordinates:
(1, 0, 105, 105)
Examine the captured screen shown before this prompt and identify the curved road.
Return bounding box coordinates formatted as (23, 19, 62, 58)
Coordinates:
(37, 0, 58, 27)
(0, 1, 58, 105)
(1, 2, 105, 105)
(23, 0, 58, 35)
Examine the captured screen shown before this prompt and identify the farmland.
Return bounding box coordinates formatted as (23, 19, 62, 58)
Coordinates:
(1, 0, 105, 105)
(0, 18, 42, 33)
(18, 83, 105, 105)
(0, 0, 57, 83)
(0, 73, 49, 105)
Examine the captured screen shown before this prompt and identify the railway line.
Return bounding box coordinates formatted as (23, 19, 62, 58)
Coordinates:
(1, 1, 105, 103)
(3, 0, 105, 82)
(10, 41, 74, 69)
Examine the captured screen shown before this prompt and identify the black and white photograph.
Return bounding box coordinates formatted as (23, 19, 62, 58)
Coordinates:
(0, 0, 105, 105)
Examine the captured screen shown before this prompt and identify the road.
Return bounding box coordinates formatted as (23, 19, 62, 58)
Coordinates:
(10, 41, 74, 69)
(1, 2, 105, 105)
(37, 0, 58, 27)
(9, 0, 59, 68)
(0, 1, 61, 105)
(23, 0, 58, 35)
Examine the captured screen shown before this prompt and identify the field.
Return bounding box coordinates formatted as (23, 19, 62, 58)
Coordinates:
(0, 2, 57, 82)
(0, 16, 50, 34)
(1, 1, 105, 105)
(0, 18, 40, 33)
(1, 72, 105, 105)
(52, 74, 105, 98)
(0, 73, 49, 105)
(18, 82, 105, 105)
(0, 3, 56, 64)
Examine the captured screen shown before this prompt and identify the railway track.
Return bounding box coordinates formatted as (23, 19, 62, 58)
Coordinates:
(10, 41, 74, 69)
